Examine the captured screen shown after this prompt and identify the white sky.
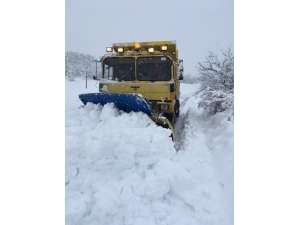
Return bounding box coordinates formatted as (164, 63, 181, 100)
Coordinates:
(65, 0, 233, 76)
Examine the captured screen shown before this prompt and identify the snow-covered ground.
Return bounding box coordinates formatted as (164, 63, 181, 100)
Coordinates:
(65, 78, 234, 225)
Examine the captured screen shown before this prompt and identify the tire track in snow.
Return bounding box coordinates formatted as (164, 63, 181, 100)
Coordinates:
(173, 92, 228, 224)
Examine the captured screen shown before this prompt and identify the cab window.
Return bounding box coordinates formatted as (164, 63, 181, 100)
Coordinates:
(103, 57, 135, 81)
(137, 57, 172, 81)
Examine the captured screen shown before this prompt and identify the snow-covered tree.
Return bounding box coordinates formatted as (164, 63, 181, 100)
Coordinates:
(65, 51, 100, 81)
(196, 47, 234, 116)
(181, 73, 201, 84)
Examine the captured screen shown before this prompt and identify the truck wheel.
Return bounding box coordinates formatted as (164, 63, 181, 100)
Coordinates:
(175, 100, 180, 118)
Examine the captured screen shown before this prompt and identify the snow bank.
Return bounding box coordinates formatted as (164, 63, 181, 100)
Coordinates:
(176, 89, 234, 224)
(66, 103, 176, 224)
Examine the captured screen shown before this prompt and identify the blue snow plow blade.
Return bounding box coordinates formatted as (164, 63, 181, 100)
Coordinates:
(79, 92, 154, 116)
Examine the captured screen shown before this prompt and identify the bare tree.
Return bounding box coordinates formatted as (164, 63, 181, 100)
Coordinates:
(196, 47, 234, 116)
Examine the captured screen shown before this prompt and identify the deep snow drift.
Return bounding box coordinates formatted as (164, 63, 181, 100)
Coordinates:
(65, 78, 233, 225)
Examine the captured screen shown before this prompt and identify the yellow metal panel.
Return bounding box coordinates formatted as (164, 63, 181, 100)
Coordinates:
(141, 93, 173, 101)
(100, 82, 178, 102)
(101, 82, 171, 93)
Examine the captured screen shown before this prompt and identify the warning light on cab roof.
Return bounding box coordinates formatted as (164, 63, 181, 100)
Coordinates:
(134, 42, 142, 50)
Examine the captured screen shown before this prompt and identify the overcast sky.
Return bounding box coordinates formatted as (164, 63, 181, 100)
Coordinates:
(65, 0, 233, 76)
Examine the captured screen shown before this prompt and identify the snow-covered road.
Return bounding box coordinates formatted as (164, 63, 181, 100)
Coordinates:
(65, 78, 233, 225)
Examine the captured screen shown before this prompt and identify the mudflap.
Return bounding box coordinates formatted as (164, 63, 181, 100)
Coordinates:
(79, 92, 154, 116)
(79, 92, 175, 141)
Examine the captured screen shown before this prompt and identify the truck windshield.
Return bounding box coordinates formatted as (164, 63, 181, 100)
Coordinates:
(137, 57, 171, 81)
(103, 57, 135, 81)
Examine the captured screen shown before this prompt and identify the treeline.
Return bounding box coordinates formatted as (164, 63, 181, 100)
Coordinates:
(65, 51, 99, 81)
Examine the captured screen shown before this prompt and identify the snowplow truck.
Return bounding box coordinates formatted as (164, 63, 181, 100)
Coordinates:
(79, 41, 184, 141)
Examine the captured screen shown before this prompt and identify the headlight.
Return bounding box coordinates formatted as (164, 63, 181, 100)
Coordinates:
(106, 47, 113, 52)
(160, 104, 169, 111)
(148, 47, 154, 53)
(117, 48, 124, 53)
(161, 46, 167, 51)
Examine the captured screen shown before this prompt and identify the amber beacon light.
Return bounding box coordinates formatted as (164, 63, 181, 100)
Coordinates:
(134, 42, 142, 50)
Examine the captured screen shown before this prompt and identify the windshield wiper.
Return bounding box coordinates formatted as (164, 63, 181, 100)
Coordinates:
(119, 67, 133, 81)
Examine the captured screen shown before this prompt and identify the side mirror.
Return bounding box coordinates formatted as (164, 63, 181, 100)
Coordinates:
(93, 75, 97, 80)
(179, 65, 184, 80)
(178, 59, 184, 80)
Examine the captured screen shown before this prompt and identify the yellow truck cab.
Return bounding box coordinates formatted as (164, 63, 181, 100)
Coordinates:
(97, 40, 184, 125)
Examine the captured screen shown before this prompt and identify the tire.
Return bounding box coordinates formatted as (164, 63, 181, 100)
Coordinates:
(175, 100, 180, 118)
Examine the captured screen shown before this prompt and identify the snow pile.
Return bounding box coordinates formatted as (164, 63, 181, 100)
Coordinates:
(65, 103, 175, 224)
(65, 79, 233, 225)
